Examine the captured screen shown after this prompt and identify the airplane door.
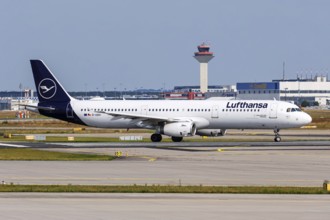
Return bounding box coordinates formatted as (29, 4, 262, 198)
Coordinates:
(269, 104, 278, 119)
(211, 106, 219, 118)
(66, 103, 74, 118)
(141, 105, 148, 115)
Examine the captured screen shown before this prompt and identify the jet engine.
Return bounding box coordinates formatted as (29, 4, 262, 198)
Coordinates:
(196, 129, 227, 137)
(158, 122, 196, 137)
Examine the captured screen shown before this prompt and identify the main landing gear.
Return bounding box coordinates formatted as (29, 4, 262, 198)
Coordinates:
(151, 133, 162, 142)
(150, 134, 183, 142)
(171, 136, 183, 142)
(274, 129, 281, 142)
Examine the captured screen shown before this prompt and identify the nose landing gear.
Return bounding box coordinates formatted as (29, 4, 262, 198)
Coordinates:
(274, 129, 281, 142)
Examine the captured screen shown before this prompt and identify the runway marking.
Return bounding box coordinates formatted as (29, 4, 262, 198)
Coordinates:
(0, 142, 29, 148)
(140, 156, 157, 162)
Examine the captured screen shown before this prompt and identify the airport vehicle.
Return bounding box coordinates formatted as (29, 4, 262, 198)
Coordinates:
(25, 60, 312, 142)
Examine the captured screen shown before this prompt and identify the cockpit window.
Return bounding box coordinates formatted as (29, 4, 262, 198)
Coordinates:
(287, 108, 302, 112)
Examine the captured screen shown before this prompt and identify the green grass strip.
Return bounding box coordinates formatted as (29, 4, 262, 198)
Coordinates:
(0, 148, 114, 161)
(0, 185, 328, 194)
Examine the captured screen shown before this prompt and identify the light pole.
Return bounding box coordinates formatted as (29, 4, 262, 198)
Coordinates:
(84, 83, 87, 98)
(102, 83, 105, 97)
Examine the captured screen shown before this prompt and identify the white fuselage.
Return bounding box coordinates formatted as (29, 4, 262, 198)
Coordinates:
(70, 99, 311, 130)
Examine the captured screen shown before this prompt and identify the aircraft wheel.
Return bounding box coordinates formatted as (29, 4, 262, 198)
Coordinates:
(171, 136, 183, 142)
(274, 136, 281, 142)
(151, 133, 162, 142)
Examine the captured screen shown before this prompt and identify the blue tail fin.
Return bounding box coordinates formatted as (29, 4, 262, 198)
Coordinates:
(30, 60, 71, 103)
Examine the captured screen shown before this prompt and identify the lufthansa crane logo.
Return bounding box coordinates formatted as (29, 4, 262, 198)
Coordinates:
(38, 78, 57, 99)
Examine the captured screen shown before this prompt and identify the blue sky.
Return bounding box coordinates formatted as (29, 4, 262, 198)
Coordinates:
(1, 0, 330, 91)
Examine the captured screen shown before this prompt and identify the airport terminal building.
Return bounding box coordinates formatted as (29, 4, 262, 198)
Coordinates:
(237, 76, 330, 106)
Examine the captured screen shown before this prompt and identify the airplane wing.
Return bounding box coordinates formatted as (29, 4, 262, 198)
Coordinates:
(96, 111, 209, 129)
(96, 111, 183, 122)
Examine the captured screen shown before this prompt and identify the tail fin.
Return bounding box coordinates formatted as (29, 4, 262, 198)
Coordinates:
(30, 60, 71, 102)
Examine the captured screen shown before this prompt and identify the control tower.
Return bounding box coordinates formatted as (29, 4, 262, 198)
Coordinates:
(194, 43, 214, 93)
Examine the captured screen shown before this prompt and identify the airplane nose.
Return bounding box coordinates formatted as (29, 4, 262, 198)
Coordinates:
(304, 113, 312, 124)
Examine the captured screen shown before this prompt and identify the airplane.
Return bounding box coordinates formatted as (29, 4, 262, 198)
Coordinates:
(24, 60, 312, 142)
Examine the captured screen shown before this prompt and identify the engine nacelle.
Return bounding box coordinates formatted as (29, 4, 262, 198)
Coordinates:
(196, 129, 227, 137)
(158, 122, 196, 137)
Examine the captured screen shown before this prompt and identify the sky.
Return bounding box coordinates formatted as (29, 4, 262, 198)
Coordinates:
(1, 0, 330, 92)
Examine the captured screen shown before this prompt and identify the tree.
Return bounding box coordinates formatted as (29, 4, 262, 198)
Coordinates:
(313, 101, 319, 106)
(301, 100, 309, 107)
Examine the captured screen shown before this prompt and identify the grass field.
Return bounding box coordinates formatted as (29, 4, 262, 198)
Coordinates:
(305, 110, 330, 129)
(0, 184, 328, 194)
(0, 148, 114, 161)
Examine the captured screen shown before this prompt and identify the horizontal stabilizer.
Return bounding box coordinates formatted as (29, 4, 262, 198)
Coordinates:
(19, 104, 55, 111)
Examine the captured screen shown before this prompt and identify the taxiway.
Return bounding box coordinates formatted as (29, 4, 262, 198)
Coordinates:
(1, 140, 330, 186)
(0, 193, 329, 220)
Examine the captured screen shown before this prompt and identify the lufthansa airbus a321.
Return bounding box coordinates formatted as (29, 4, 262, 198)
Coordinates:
(24, 60, 312, 142)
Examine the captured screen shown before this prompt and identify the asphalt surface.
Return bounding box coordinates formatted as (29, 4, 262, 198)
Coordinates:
(0, 193, 329, 220)
(1, 140, 330, 186)
(1, 136, 330, 219)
